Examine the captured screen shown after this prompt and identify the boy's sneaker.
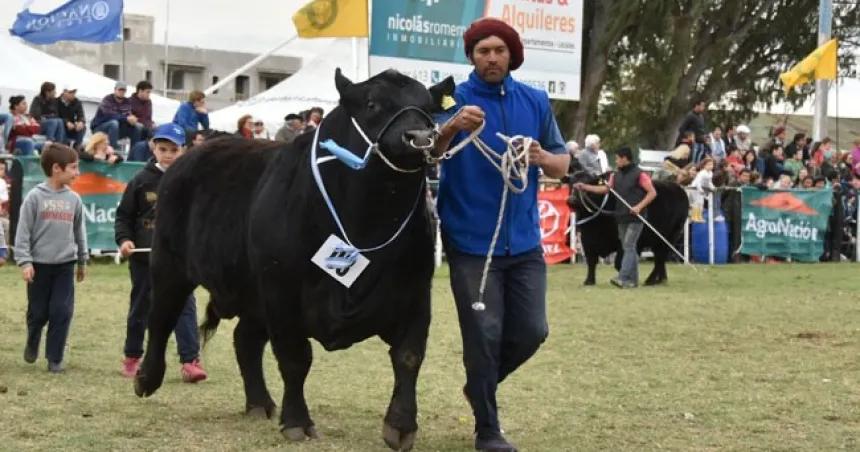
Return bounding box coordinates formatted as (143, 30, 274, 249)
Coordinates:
(47, 361, 64, 373)
(180, 359, 208, 383)
(121, 357, 141, 378)
(23, 343, 38, 364)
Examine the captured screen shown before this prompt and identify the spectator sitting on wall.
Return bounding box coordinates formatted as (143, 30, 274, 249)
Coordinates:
(236, 114, 254, 139)
(665, 131, 694, 173)
(172, 90, 210, 138)
(7, 96, 43, 156)
(710, 126, 726, 162)
(773, 170, 794, 190)
(190, 130, 206, 148)
(782, 147, 804, 180)
(130, 81, 155, 144)
(762, 145, 785, 183)
(786, 132, 806, 163)
(91, 82, 140, 149)
(252, 119, 270, 140)
(724, 146, 744, 176)
(57, 85, 86, 149)
(769, 125, 787, 149)
(275, 113, 305, 144)
(29, 82, 65, 144)
(81, 132, 123, 165)
(303, 106, 324, 133)
(723, 125, 737, 149)
(736, 125, 752, 153)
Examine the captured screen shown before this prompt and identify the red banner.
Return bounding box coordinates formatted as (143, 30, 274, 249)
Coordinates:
(538, 185, 573, 264)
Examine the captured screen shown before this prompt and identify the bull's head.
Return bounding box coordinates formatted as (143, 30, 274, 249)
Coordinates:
(334, 68, 455, 169)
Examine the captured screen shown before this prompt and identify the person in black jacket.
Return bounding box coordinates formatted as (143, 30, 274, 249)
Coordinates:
(677, 99, 707, 162)
(57, 85, 87, 148)
(29, 81, 65, 143)
(114, 123, 208, 383)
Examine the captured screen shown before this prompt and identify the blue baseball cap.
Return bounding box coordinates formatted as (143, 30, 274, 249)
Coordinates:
(153, 123, 186, 146)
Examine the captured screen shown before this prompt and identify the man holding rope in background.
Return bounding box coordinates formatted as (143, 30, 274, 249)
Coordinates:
(433, 18, 568, 452)
(574, 147, 658, 288)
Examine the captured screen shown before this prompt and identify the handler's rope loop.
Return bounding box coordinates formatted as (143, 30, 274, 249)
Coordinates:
(433, 109, 533, 311)
(575, 191, 610, 226)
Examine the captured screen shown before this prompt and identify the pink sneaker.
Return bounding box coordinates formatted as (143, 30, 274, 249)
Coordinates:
(121, 357, 141, 378)
(180, 359, 208, 383)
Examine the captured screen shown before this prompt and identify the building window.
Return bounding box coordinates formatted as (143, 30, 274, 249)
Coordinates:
(235, 75, 249, 101)
(123, 27, 131, 41)
(103, 64, 120, 80)
(259, 72, 289, 92)
(211, 76, 219, 95)
(170, 69, 186, 91)
(145, 70, 152, 82)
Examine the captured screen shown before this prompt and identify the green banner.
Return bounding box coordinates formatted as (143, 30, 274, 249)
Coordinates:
(17, 156, 145, 251)
(740, 187, 832, 262)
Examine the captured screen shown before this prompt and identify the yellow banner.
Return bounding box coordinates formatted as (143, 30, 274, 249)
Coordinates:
(780, 39, 838, 94)
(292, 0, 368, 38)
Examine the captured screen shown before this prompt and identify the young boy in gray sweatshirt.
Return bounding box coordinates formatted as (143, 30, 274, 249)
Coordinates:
(14, 143, 88, 373)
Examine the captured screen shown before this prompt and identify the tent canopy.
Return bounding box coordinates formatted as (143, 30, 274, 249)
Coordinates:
(0, 33, 179, 125)
(209, 39, 367, 134)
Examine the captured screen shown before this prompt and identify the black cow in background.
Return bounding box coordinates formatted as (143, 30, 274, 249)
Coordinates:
(566, 159, 689, 286)
(134, 69, 455, 451)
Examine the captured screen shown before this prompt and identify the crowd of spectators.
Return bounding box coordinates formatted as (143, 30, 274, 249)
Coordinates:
(0, 79, 330, 162)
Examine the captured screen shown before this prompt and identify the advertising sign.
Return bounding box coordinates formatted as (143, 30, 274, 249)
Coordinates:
(370, 0, 583, 100)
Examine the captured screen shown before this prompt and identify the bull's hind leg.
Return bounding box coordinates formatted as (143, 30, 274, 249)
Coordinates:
(234, 315, 276, 418)
(380, 291, 431, 452)
(644, 247, 668, 286)
(584, 252, 598, 285)
(135, 266, 196, 397)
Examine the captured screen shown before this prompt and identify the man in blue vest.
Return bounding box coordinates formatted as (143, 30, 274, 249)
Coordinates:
(574, 147, 658, 288)
(433, 17, 569, 452)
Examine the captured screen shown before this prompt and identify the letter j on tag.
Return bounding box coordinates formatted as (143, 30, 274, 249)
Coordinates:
(311, 235, 370, 288)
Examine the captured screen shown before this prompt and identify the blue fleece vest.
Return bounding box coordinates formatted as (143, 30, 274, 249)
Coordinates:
(436, 71, 566, 256)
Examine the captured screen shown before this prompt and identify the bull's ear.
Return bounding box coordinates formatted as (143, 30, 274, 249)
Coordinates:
(335, 68, 353, 95)
(428, 76, 455, 111)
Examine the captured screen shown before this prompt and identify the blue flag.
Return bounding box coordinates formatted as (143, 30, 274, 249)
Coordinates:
(10, 0, 123, 45)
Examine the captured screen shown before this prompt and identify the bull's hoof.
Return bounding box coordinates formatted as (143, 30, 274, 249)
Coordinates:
(583, 279, 595, 286)
(644, 277, 666, 286)
(383, 422, 417, 451)
(282, 425, 318, 442)
(245, 403, 276, 419)
(133, 363, 165, 398)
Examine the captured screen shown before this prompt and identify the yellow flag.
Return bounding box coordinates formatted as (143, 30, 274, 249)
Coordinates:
(780, 39, 838, 94)
(292, 0, 368, 38)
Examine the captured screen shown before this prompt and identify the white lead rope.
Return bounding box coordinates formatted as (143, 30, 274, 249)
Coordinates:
(436, 111, 533, 311)
(606, 187, 699, 272)
(113, 248, 151, 264)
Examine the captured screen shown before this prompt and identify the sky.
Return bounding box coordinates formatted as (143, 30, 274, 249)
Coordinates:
(1, 0, 348, 57)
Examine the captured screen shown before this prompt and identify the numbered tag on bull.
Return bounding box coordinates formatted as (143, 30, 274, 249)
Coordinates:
(311, 235, 370, 288)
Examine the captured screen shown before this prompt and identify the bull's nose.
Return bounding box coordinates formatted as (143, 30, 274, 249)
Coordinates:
(403, 129, 434, 148)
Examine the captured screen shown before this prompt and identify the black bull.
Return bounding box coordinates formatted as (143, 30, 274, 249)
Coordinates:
(566, 168, 689, 286)
(133, 69, 455, 451)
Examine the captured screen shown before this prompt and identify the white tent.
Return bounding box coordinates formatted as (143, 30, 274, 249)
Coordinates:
(209, 39, 368, 134)
(0, 33, 179, 125)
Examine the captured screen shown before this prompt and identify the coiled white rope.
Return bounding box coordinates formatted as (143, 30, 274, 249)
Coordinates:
(433, 111, 534, 311)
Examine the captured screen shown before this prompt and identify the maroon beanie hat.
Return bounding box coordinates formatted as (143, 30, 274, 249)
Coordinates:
(463, 18, 524, 71)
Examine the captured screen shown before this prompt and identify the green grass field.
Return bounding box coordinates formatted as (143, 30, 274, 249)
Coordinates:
(0, 261, 859, 451)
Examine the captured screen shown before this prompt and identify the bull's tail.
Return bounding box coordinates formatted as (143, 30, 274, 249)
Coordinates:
(199, 299, 221, 349)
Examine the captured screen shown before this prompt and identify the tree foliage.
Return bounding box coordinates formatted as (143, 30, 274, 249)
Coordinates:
(557, 0, 860, 152)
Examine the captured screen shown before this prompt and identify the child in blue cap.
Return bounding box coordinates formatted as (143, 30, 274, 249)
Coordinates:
(114, 123, 207, 382)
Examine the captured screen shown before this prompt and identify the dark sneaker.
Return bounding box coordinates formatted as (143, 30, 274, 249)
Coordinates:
(475, 432, 517, 452)
(47, 361, 64, 373)
(23, 343, 37, 363)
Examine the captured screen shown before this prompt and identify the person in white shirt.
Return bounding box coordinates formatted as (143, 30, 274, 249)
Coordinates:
(689, 157, 715, 222)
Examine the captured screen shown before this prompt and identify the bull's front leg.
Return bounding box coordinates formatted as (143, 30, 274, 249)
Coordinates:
(381, 289, 430, 452)
(584, 251, 598, 286)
